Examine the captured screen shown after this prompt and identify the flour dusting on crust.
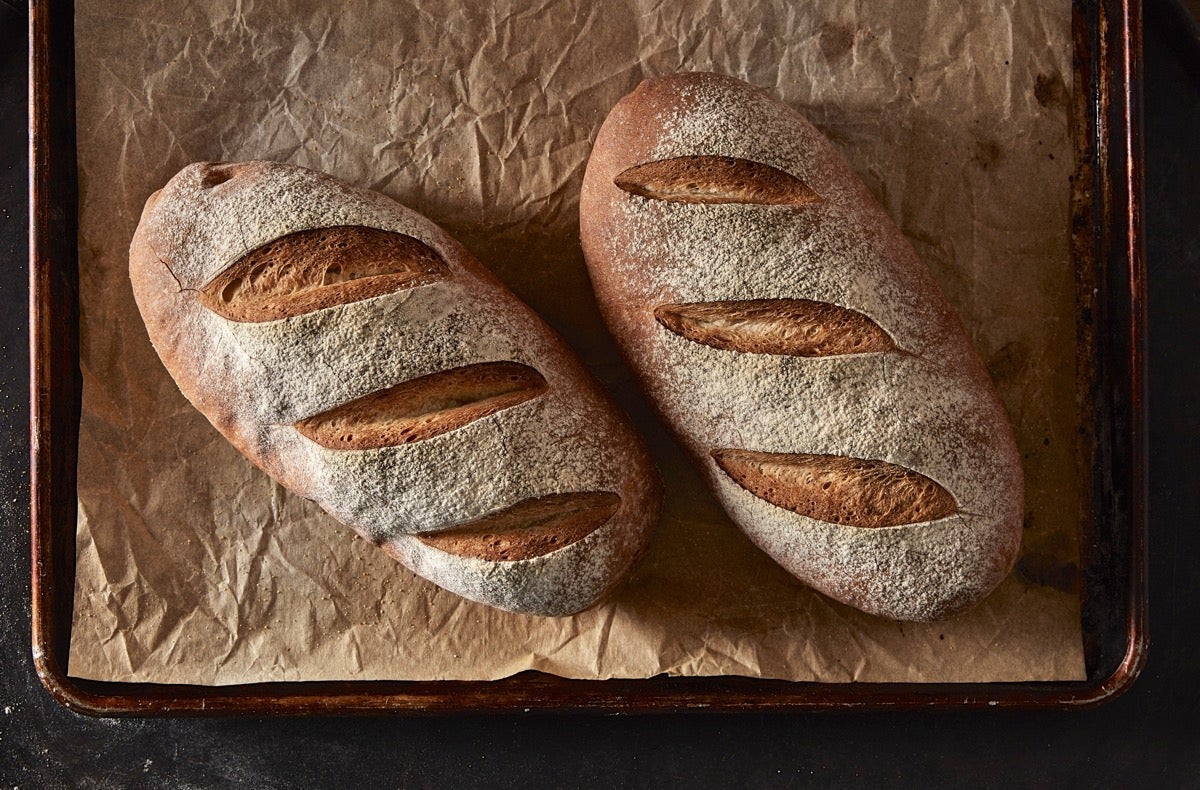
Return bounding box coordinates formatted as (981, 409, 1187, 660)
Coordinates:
(130, 161, 660, 616)
(580, 73, 1021, 621)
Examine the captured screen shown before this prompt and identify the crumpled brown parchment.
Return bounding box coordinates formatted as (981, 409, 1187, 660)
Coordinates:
(68, 0, 1085, 684)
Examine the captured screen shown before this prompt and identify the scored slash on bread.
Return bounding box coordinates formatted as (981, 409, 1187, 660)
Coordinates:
(197, 225, 449, 323)
(711, 450, 958, 529)
(654, 298, 897, 356)
(614, 155, 819, 205)
(130, 161, 660, 617)
(295, 361, 549, 450)
(415, 492, 622, 562)
(580, 73, 1023, 621)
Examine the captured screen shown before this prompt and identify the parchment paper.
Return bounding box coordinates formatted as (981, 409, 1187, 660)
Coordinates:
(68, 0, 1086, 684)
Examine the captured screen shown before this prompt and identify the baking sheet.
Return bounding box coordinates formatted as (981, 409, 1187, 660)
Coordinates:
(68, 0, 1085, 684)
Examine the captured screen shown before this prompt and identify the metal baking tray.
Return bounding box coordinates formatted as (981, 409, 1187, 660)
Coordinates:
(29, 0, 1147, 714)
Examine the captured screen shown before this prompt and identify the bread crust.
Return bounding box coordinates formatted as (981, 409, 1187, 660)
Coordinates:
(130, 161, 660, 617)
(580, 73, 1022, 621)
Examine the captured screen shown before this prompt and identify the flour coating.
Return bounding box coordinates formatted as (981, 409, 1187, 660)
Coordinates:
(580, 73, 1022, 620)
(131, 161, 660, 616)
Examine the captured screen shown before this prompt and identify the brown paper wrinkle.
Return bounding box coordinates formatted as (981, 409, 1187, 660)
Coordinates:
(69, 0, 1084, 686)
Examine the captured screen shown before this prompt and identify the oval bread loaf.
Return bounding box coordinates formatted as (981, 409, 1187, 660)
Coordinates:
(130, 161, 660, 617)
(579, 73, 1023, 621)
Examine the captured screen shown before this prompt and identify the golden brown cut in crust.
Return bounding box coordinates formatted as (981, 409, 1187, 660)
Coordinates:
(294, 361, 549, 450)
(130, 161, 660, 617)
(197, 225, 449, 323)
(580, 73, 1023, 621)
(415, 492, 622, 562)
(653, 299, 896, 357)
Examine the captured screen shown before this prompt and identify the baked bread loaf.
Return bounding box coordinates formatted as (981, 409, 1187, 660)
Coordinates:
(130, 161, 659, 616)
(580, 73, 1023, 621)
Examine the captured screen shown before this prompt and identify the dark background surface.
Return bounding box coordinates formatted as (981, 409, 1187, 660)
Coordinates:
(2, 1, 1197, 786)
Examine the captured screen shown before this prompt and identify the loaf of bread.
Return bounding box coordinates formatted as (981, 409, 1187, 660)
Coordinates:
(130, 161, 660, 617)
(580, 73, 1023, 621)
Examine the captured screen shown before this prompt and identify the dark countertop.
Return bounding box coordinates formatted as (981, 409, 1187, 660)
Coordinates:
(2, 2, 1197, 785)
